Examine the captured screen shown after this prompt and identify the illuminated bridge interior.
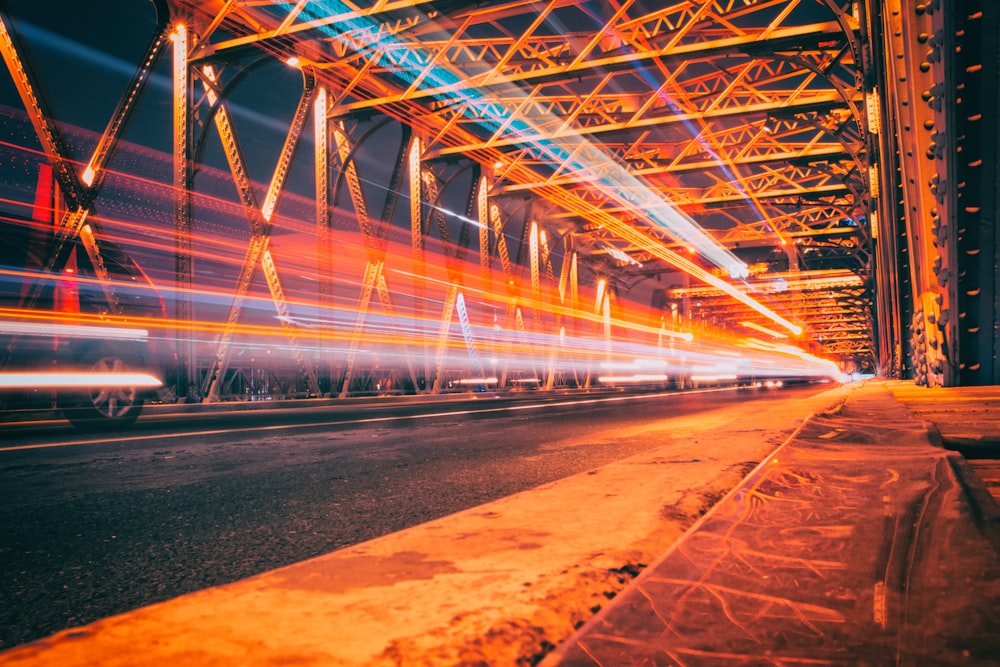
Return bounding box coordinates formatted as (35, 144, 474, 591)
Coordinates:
(0, 0, 996, 424)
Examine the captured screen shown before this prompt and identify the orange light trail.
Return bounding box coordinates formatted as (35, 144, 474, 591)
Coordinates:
(0, 121, 839, 396)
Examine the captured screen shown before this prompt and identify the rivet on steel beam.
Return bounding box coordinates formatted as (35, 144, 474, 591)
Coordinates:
(915, 0, 940, 15)
(929, 174, 947, 203)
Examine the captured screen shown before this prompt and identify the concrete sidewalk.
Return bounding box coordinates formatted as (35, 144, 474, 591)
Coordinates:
(0, 384, 854, 666)
(543, 381, 1000, 665)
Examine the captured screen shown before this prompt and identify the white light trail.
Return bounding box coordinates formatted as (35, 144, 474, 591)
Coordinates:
(0, 372, 163, 389)
(1, 321, 149, 340)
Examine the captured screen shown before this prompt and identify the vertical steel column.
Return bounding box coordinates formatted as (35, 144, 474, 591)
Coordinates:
(569, 251, 579, 316)
(489, 203, 514, 283)
(408, 135, 427, 385)
(408, 137, 424, 256)
(171, 23, 196, 399)
(584, 277, 608, 389)
(313, 86, 333, 395)
(541, 228, 560, 390)
(602, 285, 613, 363)
(860, 1, 904, 379)
(560, 244, 581, 388)
(477, 175, 491, 300)
(529, 220, 541, 315)
(489, 202, 519, 388)
(540, 228, 557, 288)
(879, 0, 958, 386)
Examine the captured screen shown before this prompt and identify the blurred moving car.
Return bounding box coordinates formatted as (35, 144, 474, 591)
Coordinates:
(0, 215, 170, 429)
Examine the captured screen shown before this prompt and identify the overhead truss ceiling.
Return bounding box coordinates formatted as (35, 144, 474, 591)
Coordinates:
(173, 0, 875, 365)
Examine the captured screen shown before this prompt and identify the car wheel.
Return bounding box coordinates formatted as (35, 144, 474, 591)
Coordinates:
(60, 354, 145, 430)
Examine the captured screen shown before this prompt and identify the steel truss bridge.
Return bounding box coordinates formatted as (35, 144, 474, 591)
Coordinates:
(0, 0, 997, 406)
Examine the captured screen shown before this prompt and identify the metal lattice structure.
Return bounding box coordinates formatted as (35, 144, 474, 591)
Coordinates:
(1, 0, 997, 399)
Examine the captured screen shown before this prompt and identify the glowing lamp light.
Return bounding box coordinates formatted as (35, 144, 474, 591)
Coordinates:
(286, 56, 301, 67)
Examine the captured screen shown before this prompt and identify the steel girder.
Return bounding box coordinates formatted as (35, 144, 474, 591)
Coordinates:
(662, 266, 871, 325)
(168, 0, 877, 368)
(13, 0, 991, 382)
(867, 0, 998, 386)
(0, 3, 170, 314)
(190, 61, 322, 402)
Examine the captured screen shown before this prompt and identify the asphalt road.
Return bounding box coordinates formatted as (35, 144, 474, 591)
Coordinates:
(0, 385, 825, 650)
